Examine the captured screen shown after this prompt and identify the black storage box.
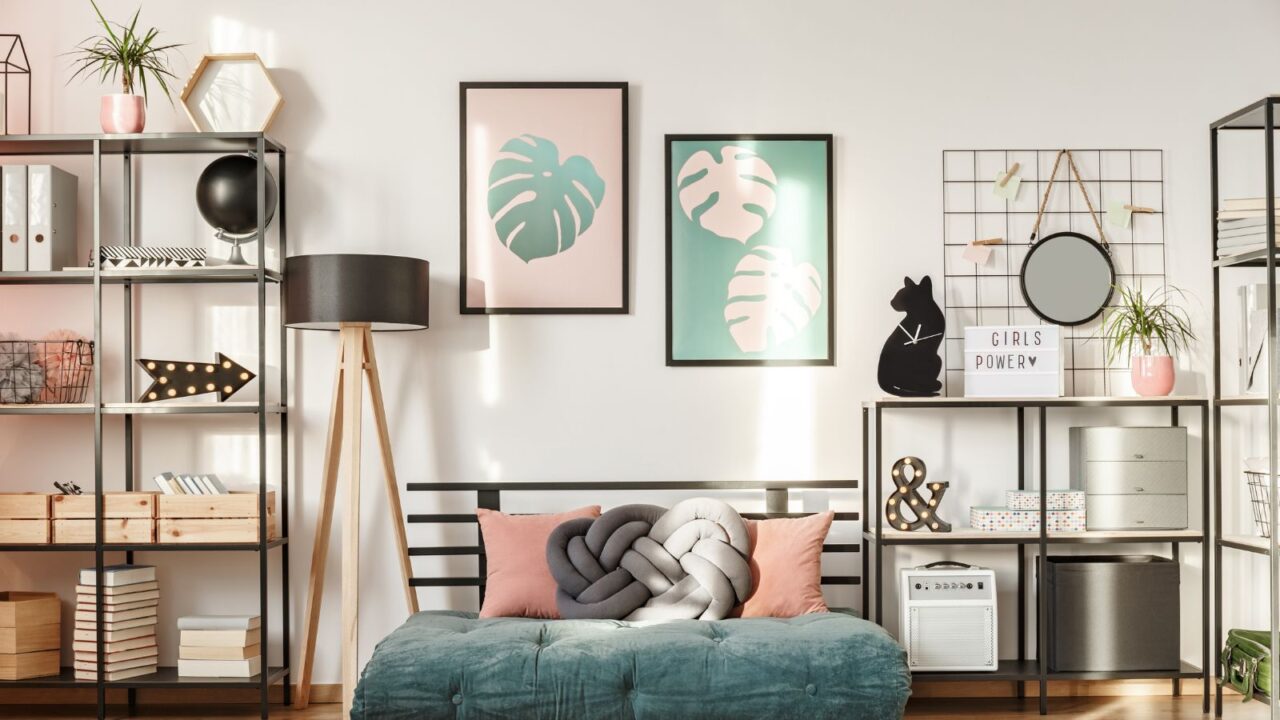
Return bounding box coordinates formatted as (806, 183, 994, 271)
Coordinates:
(1044, 555, 1180, 672)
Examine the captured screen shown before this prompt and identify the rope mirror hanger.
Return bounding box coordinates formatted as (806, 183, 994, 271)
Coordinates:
(1019, 149, 1116, 327)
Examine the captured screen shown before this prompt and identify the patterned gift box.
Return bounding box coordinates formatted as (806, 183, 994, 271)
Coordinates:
(970, 506, 1087, 532)
(1005, 490, 1086, 511)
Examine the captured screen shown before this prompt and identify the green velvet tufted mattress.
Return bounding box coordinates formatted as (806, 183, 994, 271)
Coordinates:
(350, 609, 911, 720)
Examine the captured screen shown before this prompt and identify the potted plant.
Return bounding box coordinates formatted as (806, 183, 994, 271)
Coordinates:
(1101, 285, 1196, 397)
(67, 1, 183, 134)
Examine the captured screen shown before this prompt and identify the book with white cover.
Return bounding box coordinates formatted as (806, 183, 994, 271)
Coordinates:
(1217, 208, 1280, 220)
(75, 609, 158, 627)
(74, 661, 158, 676)
(179, 628, 260, 648)
(74, 625, 156, 643)
(78, 564, 155, 587)
(73, 653, 158, 672)
(178, 656, 261, 678)
(75, 606, 157, 623)
(1223, 197, 1280, 211)
(73, 636, 156, 654)
(180, 643, 261, 661)
(177, 615, 260, 631)
(75, 591, 158, 607)
(74, 646, 158, 664)
(76, 589, 159, 606)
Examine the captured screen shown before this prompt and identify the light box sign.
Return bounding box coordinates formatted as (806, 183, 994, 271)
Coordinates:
(963, 325, 1062, 398)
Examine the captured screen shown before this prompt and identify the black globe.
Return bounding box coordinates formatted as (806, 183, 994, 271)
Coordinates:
(195, 154, 278, 237)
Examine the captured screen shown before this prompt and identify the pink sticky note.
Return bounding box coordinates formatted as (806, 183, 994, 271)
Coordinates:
(962, 243, 993, 265)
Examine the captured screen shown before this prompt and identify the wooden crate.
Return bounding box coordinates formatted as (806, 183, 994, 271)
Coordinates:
(158, 517, 277, 544)
(53, 518, 155, 544)
(52, 492, 158, 519)
(0, 494, 51, 519)
(0, 622, 59, 654)
(0, 592, 60, 657)
(0, 592, 60, 628)
(0, 520, 50, 544)
(157, 491, 275, 519)
(0, 649, 60, 680)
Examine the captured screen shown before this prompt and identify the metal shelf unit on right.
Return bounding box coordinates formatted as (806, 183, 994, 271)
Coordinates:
(1211, 95, 1280, 718)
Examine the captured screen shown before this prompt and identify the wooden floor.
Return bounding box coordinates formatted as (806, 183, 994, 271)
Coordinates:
(3, 696, 1272, 719)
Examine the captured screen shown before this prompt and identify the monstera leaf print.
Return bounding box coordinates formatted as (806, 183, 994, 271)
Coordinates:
(724, 246, 822, 353)
(677, 146, 777, 243)
(487, 134, 606, 263)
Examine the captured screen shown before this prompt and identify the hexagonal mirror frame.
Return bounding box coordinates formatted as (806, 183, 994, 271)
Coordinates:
(180, 53, 284, 133)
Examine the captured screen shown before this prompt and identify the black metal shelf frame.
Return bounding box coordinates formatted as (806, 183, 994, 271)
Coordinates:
(1211, 95, 1280, 719)
(0, 133, 290, 720)
(861, 396, 1210, 716)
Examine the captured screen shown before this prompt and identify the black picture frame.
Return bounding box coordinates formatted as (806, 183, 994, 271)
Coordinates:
(665, 133, 835, 367)
(460, 81, 629, 315)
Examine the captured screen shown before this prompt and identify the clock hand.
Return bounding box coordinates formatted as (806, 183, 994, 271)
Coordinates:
(914, 332, 943, 343)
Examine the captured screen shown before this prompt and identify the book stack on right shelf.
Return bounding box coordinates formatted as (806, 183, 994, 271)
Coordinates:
(73, 565, 159, 681)
(177, 615, 261, 678)
(1216, 196, 1280, 259)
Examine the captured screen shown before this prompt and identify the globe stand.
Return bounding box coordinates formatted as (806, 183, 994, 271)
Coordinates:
(215, 228, 258, 266)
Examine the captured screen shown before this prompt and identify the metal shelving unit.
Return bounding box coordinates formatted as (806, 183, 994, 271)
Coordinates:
(0, 132, 290, 720)
(1211, 95, 1280, 718)
(862, 395, 1210, 716)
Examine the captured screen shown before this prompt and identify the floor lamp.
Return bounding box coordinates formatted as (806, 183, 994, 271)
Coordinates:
(284, 254, 430, 713)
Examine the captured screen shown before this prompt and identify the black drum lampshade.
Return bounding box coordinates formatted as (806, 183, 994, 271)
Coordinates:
(284, 254, 430, 331)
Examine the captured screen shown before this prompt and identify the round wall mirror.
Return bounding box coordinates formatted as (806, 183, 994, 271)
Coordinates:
(1019, 231, 1115, 326)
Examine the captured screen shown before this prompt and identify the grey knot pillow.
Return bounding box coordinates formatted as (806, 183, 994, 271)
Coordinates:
(546, 497, 751, 621)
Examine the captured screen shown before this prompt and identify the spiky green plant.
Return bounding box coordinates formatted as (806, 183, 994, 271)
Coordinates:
(1101, 284, 1196, 362)
(66, 1, 183, 104)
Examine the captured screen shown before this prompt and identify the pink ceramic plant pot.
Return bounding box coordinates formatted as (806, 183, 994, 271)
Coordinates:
(1131, 355, 1175, 397)
(100, 94, 145, 134)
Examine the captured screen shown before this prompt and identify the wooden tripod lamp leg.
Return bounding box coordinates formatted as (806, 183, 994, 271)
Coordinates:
(362, 329, 420, 615)
(292, 337, 348, 709)
(340, 324, 367, 718)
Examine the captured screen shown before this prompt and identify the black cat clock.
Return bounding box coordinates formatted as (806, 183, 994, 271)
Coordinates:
(877, 275, 944, 397)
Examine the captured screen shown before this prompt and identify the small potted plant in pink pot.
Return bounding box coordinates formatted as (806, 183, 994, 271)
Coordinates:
(67, 1, 183, 134)
(1102, 285, 1196, 397)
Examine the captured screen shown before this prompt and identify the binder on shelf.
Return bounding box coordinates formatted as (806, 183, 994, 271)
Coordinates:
(2, 165, 27, 271)
(26, 165, 78, 272)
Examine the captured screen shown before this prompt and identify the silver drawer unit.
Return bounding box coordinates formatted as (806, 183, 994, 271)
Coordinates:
(1078, 461, 1187, 496)
(1084, 495, 1187, 530)
(1069, 427, 1186, 462)
(1069, 427, 1188, 531)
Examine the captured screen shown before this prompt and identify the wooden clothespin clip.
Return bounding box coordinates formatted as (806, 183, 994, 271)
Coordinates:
(1124, 204, 1156, 214)
(963, 238, 1002, 265)
(998, 163, 1021, 188)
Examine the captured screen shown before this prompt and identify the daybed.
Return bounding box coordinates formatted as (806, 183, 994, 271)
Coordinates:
(351, 609, 910, 719)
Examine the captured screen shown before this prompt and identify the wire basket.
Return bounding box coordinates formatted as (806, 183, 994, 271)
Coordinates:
(1245, 470, 1272, 539)
(0, 339, 94, 404)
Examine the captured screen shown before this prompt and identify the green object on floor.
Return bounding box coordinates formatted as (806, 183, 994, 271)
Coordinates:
(1221, 628, 1273, 702)
(351, 609, 911, 720)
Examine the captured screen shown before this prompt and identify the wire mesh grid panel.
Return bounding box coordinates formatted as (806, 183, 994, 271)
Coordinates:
(940, 149, 1166, 396)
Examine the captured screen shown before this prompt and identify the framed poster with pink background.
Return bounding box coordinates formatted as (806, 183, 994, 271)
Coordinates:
(461, 82, 629, 314)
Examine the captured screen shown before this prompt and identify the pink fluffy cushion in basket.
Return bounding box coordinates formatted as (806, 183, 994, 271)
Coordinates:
(477, 505, 601, 619)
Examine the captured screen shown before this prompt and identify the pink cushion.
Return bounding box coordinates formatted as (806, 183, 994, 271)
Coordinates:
(477, 505, 601, 618)
(739, 511, 834, 617)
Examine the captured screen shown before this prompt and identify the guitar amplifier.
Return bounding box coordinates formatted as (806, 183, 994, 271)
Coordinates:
(899, 561, 998, 672)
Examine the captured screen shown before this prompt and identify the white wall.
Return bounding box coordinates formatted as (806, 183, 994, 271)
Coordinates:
(2, 0, 1279, 685)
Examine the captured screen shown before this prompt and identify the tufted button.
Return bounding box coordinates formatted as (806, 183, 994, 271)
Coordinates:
(452, 693, 463, 705)
(805, 684, 816, 696)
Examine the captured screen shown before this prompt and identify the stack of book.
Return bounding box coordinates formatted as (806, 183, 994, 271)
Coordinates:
(178, 615, 261, 678)
(1217, 197, 1280, 258)
(153, 472, 228, 495)
(73, 565, 158, 681)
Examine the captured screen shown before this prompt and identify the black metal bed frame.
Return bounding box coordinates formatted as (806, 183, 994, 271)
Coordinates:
(403, 481, 860, 607)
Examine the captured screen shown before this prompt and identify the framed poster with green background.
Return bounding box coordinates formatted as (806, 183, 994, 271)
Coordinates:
(666, 134, 834, 366)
